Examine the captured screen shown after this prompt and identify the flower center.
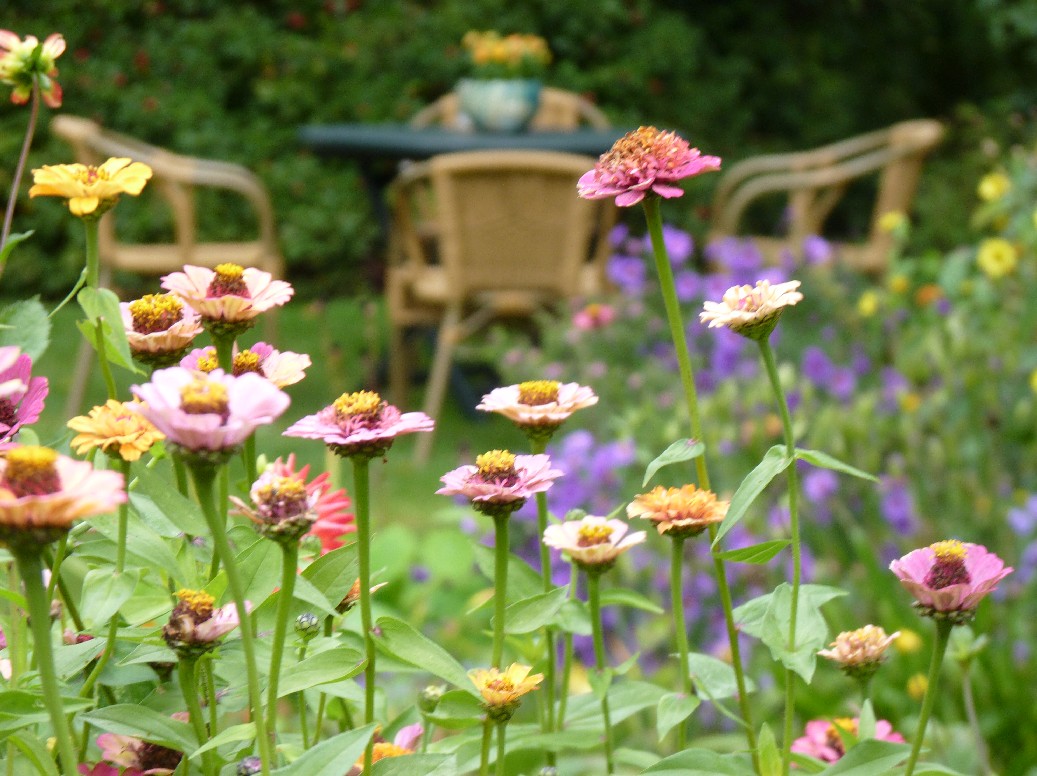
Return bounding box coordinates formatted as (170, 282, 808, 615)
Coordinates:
(735, 288, 766, 313)
(924, 539, 970, 589)
(0, 398, 18, 428)
(254, 476, 309, 520)
(74, 165, 110, 185)
(179, 379, 229, 417)
(476, 450, 517, 481)
(333, 390, 384, 425)
(2, 446, 60, 497)
(518, 380, 560, 406)
(371, 742, 411, 762)
(193, 351, 219, 373)
(137, 741, 183, 772)
(601, 126, 689, 174)
(232, 350, 263, 376)
(207, 263, 250, 298)
(129, 293, 184, 334)
(174, 588, 215, 621)
(577, 523, 613, 546)
(824, 718, 855, 756)
(486, 677, 515, 693)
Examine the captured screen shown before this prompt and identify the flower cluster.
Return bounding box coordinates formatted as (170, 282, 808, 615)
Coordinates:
(792, 717, 905, 763)
(462, 30, 551, 79)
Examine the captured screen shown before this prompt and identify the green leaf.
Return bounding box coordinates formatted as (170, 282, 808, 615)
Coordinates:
(277, 648, 365, 697)
(78, 569, 140, 629)
(76, 286, 142, 374)
(600, 587, 664, 614)
(758, 723, 782, 776)
(641, 748, 757, 774)
(290, 573, 337, 617)
(567, 681, 666, 730)
(472, 543, 541, 604)
(7, 731, 58, 776)
(189, 722, 255, 758)
(301, 543, 357, 609)
(795, 448, 877, 482)
(656, 692, 700, 742)
(0, 692, 93, 735)
(53, 638, 107, 680)
(686, 652, 756, 700)
(372, 754, 457, 775)
(713, 445, 792, 547)
(0, 231, 34, 270)
(88, 511, 183, 579)
(588, 667, 612, 700)
(79, 704, 197, 752)
(0, 297, 49, 360)
(426, 690, 484, 730)
(816, 739, 910, 774)
(554, 599, 591, 636)
(500, 587, 568, 634)
(858, 698, 876, 742)
(272, 725, 375, 775)
(132, 465, 208, 536)
(642, 438, 705, 486)
(373, 616, 475, 694)
(233, 539, 281, 603)
(714, 540, 789, 564)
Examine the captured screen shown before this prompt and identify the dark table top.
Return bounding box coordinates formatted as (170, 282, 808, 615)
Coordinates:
(297, 123, 626, 161)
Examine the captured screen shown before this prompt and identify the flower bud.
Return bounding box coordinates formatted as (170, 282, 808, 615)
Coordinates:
(236, 755, 262, 775)
(295, 612, 321, 640)
(418, 684, 446, 713)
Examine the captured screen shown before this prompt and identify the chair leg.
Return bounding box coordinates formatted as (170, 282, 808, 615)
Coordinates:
(413, 305, 462, 465)
(388, 322, 410, 409)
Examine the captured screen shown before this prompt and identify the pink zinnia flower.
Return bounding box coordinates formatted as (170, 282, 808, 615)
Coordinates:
(120, 294, 203, 368)
(476, 380, 598, 437)
(890, 539, 1012, 623)
(345, 723, 424, 775)
(0, 346, 48, 451)
(161, 263, 293, 327)
(542, 514, 646, 571)
(284, 390, 433, 459)
(0, 31, 65, 107)
(267, 455, 354, 554)
(85, 714, 189, 775)
(131, 367, 289, 455)
(162, 588, 248, 657)
(791, 717, 905, 763)
(700, 279, 804, 341)
(577, 126, 721, 207)
(436, 449, 562, 517)
(180, 341, 311, 388)
(572, 302, 616, 330)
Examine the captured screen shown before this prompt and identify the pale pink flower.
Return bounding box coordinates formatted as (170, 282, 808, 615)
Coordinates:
(284, 390, 433, 459)
(131, 367, 289, 454)
(818, 624, 899, 679)
(90, 714, 189, 774)
(161, 263, 293, 325)
(0, 31, 65, 107)
(542, 514, 646, 570)
(181, 342, 311, 388)
(267, 454, 354, 554)
(476, 380, 597, 434)
(120, 294, 203, 368)
(436, 450, 562, 516)
(572, 302, 616, 330)
(890, 540, 1012, 623)
(791, 717, 904, 763)
(578, 126, 721, 207)
(0, 346, 48, 451)
(162, 588, 249, 656)
(700, 279, 804, 340)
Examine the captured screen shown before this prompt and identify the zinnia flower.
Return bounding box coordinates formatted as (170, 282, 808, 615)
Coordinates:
(890, 539, 1012, 624)
(0, 31, 64, 107)
(818, 624, 899, 681)
(67, 400, 165, 462)
(82, 716, 189, 775)
(791, 717, 904, 763)
(161, 263, 293, 333)
(181, 342, 311, 388)
(345, 723, 423, 775)
(337, 578, 388, 614)
(542, 514, 646, 571)
(0, 346, 48, 451)
(626, 484, 727, 539)
(264, 454, 353, 554)
(976, 171, 1011, 202)
(578, 126, 721, 207)
(469, 663, 543, 722)
(161, 588, 247, 658)
(30, 157, 152, 218)
(131, 367, 290, 460)
(436, 449, 563, 517)
(284, 390, 433, 460)
(0, 445, 126, 549)
(572, 303, 616, 330)
(121, 294, 203, 368)
(477, 381, 598, 440)
(976, 238, 1018, 279)
(699, 279, 804, 340)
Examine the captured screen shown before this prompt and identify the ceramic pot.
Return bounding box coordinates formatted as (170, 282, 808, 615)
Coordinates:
(456, 78, 542, 133)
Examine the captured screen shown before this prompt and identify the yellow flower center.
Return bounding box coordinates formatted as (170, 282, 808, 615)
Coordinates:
(2, 446, 61, 497)
(254, 476, 309, 521)
(194, 352, 219, 373)
(476, 450, 516, 479)
(232, 350, 262, 376)
(924, 539, 970, 590)
(931, 539, 966, 561)
(74, 165, 109, 185)
(333, 390, 383, 423)
(518, 380, 560, 406)
(179, 379, 229, 416)
(175, 588, 215, 619)
(577, 523, 613, 546)
(602, 126, 688, 174)
(129, 293, 184, 335)
(207, 263, 250, 298)
(486, 677, 515, 693)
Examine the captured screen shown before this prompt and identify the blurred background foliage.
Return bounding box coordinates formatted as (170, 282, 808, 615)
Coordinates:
(2, 0, 1037, 300)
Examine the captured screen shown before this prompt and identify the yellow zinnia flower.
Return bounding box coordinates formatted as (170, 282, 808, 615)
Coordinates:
(67, 399, 164, 462)
(976, 238, 1018, 279)
(29, 157, 152, 217)
(857, 290, 879, 317)
(469, 663, 542, 721)
(977, 171, 1011, 202)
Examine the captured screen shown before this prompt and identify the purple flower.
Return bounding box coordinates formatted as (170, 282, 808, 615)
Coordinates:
(674, 270, 701, 302)
(801, 346, 834, 386)
(1007, 495, 1037, 537)
(802, 466, 839, 524)
(0, 347, 48, 451)
(879, 476, 918, 534)
(606, 254, 648, 296)
(829, 366, 857, 403)
(880, 367, 909, 413)
(802, 234, 834, 265)
(662, 224, 694, 266)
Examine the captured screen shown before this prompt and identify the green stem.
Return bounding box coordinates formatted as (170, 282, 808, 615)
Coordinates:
(905, 620, 953, 776)
(267, 541, 299, 734)
(311, 616, 335, 745)
(94, 318, 118, 400)
(495, 722, 507, 776)
(350, 455, 376, 774)
(530, 436, 557, 762)
(642, 196, 758, 768)
(757, 338, 801, 776)
(960, 663, 992, 776)
(201, 657, 219, 744)
(43, 548, 84, 634)
(189, 464, 273, 775)
(15, 550, 78, 776)
(586, 571, 615, 774)
(5, 565, 26, 682)
(556, 560, 577, 729)
(492, 514, 510, 668)
(178, 658, 216, 776)
(83, 217, 100, 289)
(213, 333, 234, 373)
(670, 537, 691, 750)
(173, 456, 189, 497)
(243, 434, 258, 488)
(420, 716, 433, 753)
(116, 460, 130, 572)
(479, 718, 493, 776)
(0, 81, 40, 262)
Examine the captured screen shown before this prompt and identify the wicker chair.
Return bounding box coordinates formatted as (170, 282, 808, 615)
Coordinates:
(708, 119, 945, 273)
(49, 115, 284, 413)
(386, 149, 616, 462)
(409, 86, 611, 131)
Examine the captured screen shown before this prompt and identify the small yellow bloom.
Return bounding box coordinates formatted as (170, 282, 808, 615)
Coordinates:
(857, 290, 879, 317)
(977, 171, 1011, 202)
(899, 392, 921, 413)
(878, 210, 907, 233)
(887, 274, 910, 294)
(469, 663, 543, 712)
(30, 157, 152, 218)
(907, 673, 928, 700)
(976, 238, 1018, 279)
(894, 629, 923, 655)
(67, 400, 165, 462)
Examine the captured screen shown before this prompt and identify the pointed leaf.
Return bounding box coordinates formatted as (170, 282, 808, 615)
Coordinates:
(76, 286, 142, 374)
(272, 725, 376, 776)
(858, 698, 876, 742)
(600, 587, 664, 614)
(642, 439, 705, 486)
(795, 448, 877, 482)
(472, 543, 541, 603)
(374, 616, 476, 694)
(588, 667, 613, 701)
(656, 692, 700, 742)
(686, 652, 756, 700)
(713, 445, 792, 547)
(277, 647, 365, 697)
(715, 540, 789, 564)
(501, 587, 568, 634)
(79, 705, 197, 752)
(79, 569, 140, 629)
(372, 754, 457, 775)
(132, 465, 208, 536)
(0, 297, 49, 360)
(301, 543, 357, 609)
(641, 748, 756, 774)
(7, 731, 58, 776)
(0, 231, 34, 269)
(758, 723, 782, 776)
(189, 722, 255, 759)
(426, 689, 485, 730)
(816, 739, 910, 774)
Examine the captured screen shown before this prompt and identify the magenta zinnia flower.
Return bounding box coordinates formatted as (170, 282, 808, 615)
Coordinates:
(577, 126, 721, 207)
(791, 717, 905, 763)
(284, 390, 433, 459)
(436, 449, 562, 517)
(890, 539, 1012, 623)
(131, 367, 289, 457)
(161, 263, 293, 329)
(0, 346, 48, 451)
(84, 714, 190, 775)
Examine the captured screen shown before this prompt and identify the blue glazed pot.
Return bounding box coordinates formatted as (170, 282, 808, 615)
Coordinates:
(456, 78, 542, 133)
